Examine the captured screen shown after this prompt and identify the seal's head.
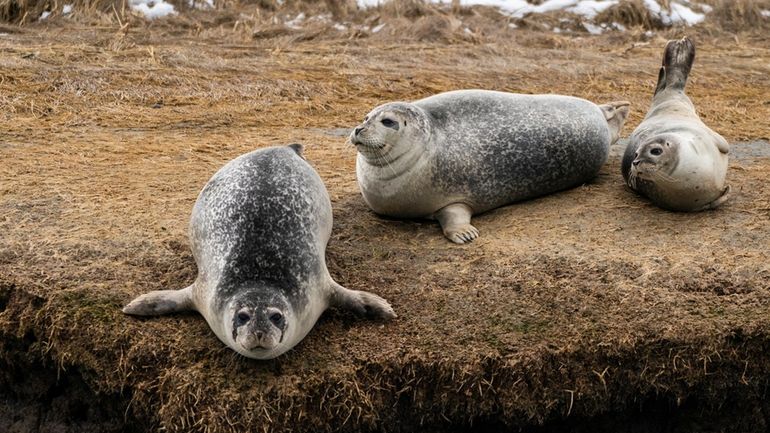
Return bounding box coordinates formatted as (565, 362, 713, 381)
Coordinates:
(223, 289, 295, 359)
(628, 135, 680, 187)
(350, 102, 431, 161)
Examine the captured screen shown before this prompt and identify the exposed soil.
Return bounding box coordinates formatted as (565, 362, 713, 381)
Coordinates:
(1, 14, 769, 433)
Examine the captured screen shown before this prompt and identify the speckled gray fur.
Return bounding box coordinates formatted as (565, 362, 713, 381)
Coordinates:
(352, 90, 627, 243)
(191, 146, 326, 313)
(424, 92, 611, 212)
(123, 145, 395, 359)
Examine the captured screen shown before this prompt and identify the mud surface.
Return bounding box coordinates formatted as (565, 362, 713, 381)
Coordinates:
(0, 20, 769, 433)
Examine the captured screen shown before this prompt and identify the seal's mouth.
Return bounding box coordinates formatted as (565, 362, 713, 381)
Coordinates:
(351, 137, 386, 154)
(631, 163, 657, 176)
(628, 162, 662, 189)
(237, 332, 280, 352)
(240, 341, 276, 351)
(349, 127, 384, 149)
(355, 142, 385, 150)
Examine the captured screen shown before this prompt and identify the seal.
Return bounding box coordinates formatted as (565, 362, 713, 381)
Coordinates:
(122, 144, 396, 359)
(351, 90, 630, 243)
(622, 37, 730, 211)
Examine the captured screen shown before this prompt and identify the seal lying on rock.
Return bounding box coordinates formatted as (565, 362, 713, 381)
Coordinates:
(123, 144, 396, 359)
(622, 37, 730, 211)
(351, 90, 629, 244)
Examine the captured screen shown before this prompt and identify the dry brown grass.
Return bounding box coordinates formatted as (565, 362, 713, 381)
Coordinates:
(703, 0, 770, 31)
(3, 0, 770, 36)
(0, 0, 120, 23)
(1, 8, 770, 433)
(595, 0, 665, 29)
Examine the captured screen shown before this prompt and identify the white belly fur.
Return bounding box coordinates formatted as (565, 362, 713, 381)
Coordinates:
(356, 150, 457, 218)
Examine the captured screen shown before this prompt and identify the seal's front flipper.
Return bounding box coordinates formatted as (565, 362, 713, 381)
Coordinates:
(599, 101, 631, 145)
(435, 203, 478, 244)
(695, 185, 731, 211)
(712, 133, 730, 154)
(123, 285, 195, 316)
(329, 282, 396, 320)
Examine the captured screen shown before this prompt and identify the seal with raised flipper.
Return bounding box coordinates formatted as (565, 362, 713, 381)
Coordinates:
(122, 144, 396, 360)
(622, 37, 730, 211)
(351, 90, 630, 244)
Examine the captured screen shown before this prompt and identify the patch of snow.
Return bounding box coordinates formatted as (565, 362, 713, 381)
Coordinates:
(668, 2, 705, 25)
(39, 10, 51, 20)
(130, 0, 177, 19)
(524, 0, 575, 15)
(333, 23, 347, 31)
(553, 27, 562, 33)
(354, 0, 714, 30)
(761, 10, 770, 18)
(583, 21, 603, 34)
(508, 22, 518, 28)
(62, 4, 73, 14)
(188, 0, 214, 10)
(642, 0, 661, 14)
(359, 0, 619, 19)
(642, 0, 704, 25)
(371, 23, 386, 33)
(285, 13, 305, 29)
(612, 21, 626, 31)
(506, 0, 571, 18)
(310, 13, 332, 23)
(567, 0, 618, 19)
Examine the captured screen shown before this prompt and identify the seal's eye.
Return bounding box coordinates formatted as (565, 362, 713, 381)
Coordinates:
(269, 312, 284, 326)
(381, 118, 397, 128)
(650, 148, 663, 156)
(236, 311, 250, 323)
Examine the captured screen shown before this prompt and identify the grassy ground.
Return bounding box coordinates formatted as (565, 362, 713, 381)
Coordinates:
(1, 8, 770, 433)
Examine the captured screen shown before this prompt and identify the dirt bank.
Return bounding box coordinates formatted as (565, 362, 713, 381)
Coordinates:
(1, 14, 769, 433)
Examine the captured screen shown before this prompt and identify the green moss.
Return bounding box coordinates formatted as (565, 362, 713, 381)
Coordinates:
(56, 290, 122, 323)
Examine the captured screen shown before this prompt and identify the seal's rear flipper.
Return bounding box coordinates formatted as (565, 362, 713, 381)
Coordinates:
(695, 185, 731, 211)
(599, 101, 631, 145)
(123, 285, 195, 316)
(656, 37, 695, 96)
(653, 67, 667, 96)
(329, 282, 396, 320)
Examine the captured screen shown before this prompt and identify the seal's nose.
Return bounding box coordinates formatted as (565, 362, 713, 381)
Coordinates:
(632, 160, 641, 166)
(256, 331, 264, 340)
(354, 127, 363, 136)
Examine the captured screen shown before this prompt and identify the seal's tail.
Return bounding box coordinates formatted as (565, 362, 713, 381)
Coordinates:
(654, 37, 695, 96)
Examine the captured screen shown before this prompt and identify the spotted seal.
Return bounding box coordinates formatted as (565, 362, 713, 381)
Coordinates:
(122, 144, 396, 359)
(351, 90, 630, 243)
(622, 37, 730, 211)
